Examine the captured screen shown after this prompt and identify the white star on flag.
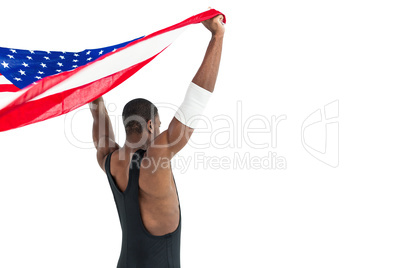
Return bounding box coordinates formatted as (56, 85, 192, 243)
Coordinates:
(1, 61, 9, 68)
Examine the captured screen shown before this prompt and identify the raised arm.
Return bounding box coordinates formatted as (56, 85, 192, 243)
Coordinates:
(192, 15, 225, 92)
(147, 14, 225, 160)
(89, 96, 120, 172)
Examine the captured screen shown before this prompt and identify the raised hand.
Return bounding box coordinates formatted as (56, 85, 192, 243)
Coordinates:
(202, 14, 225, 37)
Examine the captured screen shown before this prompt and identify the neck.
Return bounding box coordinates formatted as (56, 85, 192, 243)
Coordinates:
(124, 134, 149, 152)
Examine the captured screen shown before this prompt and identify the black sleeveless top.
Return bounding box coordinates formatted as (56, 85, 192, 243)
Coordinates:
(105, 149, 181, 268)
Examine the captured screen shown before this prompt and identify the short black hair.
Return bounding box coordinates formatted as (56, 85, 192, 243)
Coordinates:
(122, 98, 158, 135)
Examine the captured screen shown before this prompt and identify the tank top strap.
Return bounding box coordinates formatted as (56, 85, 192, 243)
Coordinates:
(104, 151, 115, 187)
(129, 149, 147, 193)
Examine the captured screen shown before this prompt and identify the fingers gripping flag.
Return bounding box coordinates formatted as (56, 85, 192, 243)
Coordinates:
(0, 9, 226, 132)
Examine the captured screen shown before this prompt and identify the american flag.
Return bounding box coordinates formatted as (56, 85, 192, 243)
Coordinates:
(0, 9, 225, 132)
(0, 38, 140, 90)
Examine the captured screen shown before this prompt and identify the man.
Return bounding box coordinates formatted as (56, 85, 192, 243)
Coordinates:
(89, 14, 225, 268)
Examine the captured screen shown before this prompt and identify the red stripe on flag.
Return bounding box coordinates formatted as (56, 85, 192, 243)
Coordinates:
(0, 84, 21, 92)
(113, 9, 226, 56)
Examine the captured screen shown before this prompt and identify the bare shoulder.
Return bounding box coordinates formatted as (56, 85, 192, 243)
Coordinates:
(109, 149, 123, 174)
(104, 149, 128, 181)
(97, 138, 120, 173)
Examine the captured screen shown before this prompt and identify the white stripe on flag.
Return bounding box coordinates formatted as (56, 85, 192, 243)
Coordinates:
(0, 75, 12, 85)
(0, 75, 23, 111)
(0, 88, 29, 110)
(30, 26, 188, 101)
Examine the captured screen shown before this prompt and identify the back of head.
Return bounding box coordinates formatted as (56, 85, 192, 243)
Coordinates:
(122, 98, 158, 135)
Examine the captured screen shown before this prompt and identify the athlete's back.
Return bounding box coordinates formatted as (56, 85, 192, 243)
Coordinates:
(89, 14, 225, 267)
(105, 148, 181, 267)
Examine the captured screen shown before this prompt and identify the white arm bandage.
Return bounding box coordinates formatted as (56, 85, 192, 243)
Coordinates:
(174, 82, 212, 129)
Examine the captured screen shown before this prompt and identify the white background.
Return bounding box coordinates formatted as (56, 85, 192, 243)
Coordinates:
(1, 0, 401, 267)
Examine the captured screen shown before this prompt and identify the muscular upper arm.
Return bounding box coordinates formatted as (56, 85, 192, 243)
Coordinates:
(90, 98, 120, 173)
(148, 117, 194, 161)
